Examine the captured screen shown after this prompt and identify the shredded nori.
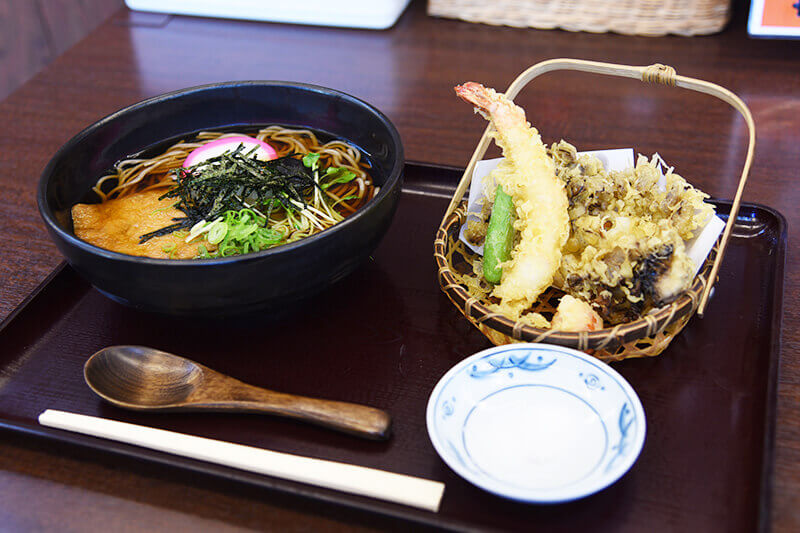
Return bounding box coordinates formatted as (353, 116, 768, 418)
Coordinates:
(139, 145, 316, 244)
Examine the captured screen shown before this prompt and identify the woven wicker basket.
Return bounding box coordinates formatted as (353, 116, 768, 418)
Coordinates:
(427, 0, 732, 36)
(434, 59, 754, 362)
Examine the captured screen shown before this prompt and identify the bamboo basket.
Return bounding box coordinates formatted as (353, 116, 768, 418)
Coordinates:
(434, 59, 754, 362)
(427, 0, 732, 37)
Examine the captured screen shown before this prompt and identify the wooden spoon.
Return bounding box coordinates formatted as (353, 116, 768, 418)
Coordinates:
(83, 345, 391, 440)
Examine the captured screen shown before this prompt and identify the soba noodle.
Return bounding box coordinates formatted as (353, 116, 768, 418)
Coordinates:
(75, 126, 376, 258)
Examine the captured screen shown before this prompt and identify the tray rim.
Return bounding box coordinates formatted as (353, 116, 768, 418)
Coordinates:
(0, 163, 788, 531)
(757, 201, 786, 533)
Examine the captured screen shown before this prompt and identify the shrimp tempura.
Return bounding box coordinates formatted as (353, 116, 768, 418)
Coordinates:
(455, 82, 569, 320)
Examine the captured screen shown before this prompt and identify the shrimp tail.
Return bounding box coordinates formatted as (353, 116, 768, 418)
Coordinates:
(455, 82, 497, 118)
(454, 83, 524, 130)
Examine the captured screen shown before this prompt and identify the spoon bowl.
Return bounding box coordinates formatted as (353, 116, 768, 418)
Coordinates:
(85, 346, 205, 408)
(84, 346, 392, 440)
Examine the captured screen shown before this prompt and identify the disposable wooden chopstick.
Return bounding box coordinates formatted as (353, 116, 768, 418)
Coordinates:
(38, 409, 444, 512)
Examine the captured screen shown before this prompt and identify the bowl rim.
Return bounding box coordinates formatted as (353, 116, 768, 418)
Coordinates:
(37, 80, 404, 266)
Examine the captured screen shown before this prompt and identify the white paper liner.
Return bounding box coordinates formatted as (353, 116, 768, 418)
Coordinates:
(459, 149, 724, 277)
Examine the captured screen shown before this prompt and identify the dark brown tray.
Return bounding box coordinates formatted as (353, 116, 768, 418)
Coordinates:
(0, 163, 785, 532)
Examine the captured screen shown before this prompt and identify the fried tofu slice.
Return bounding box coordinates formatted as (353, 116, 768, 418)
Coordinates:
(72, 189, 210, 259)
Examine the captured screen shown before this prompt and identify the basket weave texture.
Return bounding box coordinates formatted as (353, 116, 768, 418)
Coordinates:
(435, 203, 719, 362)
(427, 0, 732, 36)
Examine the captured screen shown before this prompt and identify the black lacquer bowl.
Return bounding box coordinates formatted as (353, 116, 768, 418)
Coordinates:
(37, 82, 404, 316)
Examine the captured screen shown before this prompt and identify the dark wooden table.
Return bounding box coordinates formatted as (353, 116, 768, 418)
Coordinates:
(1, 1, 798, 530)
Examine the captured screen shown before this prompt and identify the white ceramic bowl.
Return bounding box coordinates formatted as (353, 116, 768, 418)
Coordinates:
(426, 344, 646, 503)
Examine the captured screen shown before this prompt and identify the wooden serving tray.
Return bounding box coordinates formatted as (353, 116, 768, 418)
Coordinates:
(0, 163, 785, 532)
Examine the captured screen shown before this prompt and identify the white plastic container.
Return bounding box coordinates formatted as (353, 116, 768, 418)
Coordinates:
(126, 0, 412, 30)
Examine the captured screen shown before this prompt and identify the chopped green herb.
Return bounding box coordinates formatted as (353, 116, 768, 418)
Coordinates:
(302, 153, 321, 169)
(207, 221, 228, 244)
(160, 242, 178, 259)
(321, 167, 356, 190)
(149, 200, 180, 216)
(198, 208, 286, 257)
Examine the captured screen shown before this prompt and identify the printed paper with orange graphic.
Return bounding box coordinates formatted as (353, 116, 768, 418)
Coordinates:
(761, 1, 800, 28)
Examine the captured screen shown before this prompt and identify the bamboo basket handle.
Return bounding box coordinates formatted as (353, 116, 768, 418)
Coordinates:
(444, 58, 755, 317)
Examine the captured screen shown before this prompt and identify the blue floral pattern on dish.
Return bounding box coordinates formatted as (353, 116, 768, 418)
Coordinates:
(442, 397, 455, 418)
(470, 352, 556, 378)
(605, 403, 634, 473)
(580, 372, 605, 390)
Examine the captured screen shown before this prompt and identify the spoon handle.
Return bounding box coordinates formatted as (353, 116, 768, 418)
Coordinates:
(200, 375, 392, 440)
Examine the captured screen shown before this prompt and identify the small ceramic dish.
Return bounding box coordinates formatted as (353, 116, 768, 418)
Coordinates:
(426, 344, 646, 503)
